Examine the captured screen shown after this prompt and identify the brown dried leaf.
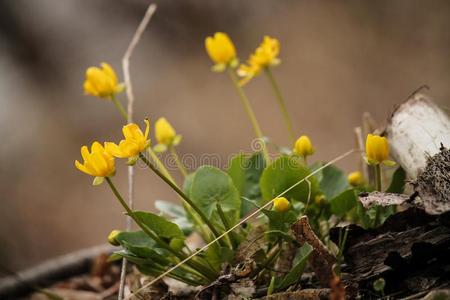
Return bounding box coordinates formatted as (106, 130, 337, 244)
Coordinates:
(291, 216, 336, 287)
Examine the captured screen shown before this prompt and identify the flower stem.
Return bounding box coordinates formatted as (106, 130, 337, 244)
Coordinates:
(105, 177, 216, 280)
(373, 164, 382, 227)
(215, 203, 238, 250)
(335, 226, 349, 276)
(374, 164, 382, 191)
(228, 69, 270, 163)
(264, 68, 295, 144)
(170, 146, 188, 177)
(147, 148, 212, 243)
(147, 148, 176, 182)
(138, 153, 226, 246)
(111, 95, 128, 120)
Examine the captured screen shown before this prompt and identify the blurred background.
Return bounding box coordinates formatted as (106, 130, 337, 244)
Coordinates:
(0, 0, 449, 272)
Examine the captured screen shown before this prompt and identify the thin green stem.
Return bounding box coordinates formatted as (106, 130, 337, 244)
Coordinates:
(251, 244, 281, 278)
(138, 153, 226, 247)
(228, 69, 270, 163)
(374, 164, 382, 191)
(335, 227, 349, 276)
(111, 95, 128, 120)
(216, 203, 238, 250)
(147, 148, 212, 243)
(105, 177, 216, 280)
(147, 148, 176, 183)
(170, 145, 188, 177)
(373, 164, 382, 227)
(264, 68, 295, 144)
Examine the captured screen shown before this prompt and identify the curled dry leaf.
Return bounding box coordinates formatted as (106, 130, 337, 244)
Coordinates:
(290, 216, 336, 287)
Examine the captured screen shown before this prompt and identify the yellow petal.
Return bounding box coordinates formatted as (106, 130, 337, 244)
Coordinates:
(83, 81, 98, 96)
(144, 119, 150, 140)
(75, 160, 93, 176)
(105, 142, 122, 158)
(101, 62, 118, 84)
(91, 152, 109, 176)
(91, 141, 104, 153)
(81, 146, 90, 161)
(122, 123, 142, 141)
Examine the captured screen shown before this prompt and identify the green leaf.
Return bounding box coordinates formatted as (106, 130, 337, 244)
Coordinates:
(228, 152, 266, 216)
(204, 243, 234, 272)
(260, 155, 318, 203)
(133, 211, 185, 240)
(155, 200, 193, 234)
(386, 167, 406, 193)
(183, 172, 195, 196)
(264, 230, 296, 243)
(115, 231, 171, 265)
(262, 209, 298, 232)
(330, 189, 357, 217)
(276, 243, 313, 290)
(318, 164, 349, 199)
(189, 166, 240, 223)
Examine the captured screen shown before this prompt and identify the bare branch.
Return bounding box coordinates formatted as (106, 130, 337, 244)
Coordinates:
(119, 4, 157, 300)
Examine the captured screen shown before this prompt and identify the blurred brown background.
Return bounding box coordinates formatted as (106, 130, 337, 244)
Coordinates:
(0, 0, 449, 272)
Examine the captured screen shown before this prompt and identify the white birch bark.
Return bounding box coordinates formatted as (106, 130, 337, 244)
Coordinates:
(385, 93, 450, 179)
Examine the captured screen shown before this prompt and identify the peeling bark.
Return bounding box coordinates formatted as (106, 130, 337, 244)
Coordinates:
(385, 93, 450, 179)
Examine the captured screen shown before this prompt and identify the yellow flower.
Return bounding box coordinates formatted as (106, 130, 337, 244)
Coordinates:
(254, 36, 280, 67)
(75, 142, 115, 185)
(105, 119, 150, 163)
(348, 171, 364, 187)
(273, 197, 290, 212)
(153, 117, 182, 153)
(365, 134, 395, 166)
(205, 32, 238, 71)
(293, 135, 314, 157)
(83, 62, 124, 99)
(238, 36, 280, 85)
(108, 229, 121, 246)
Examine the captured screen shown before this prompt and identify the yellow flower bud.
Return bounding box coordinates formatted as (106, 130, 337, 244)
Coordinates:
(273, 197, 290, 212)
(155, 117, 177, 146)
(108, 229, 121, 246)
(315, 194, 326, 206)
(293, 135, 314, 157)
(348, 171, 364, 187)
(105, 119, 151, 160)
(75, 142, 115, 181)
(83, 63, 124, 99)
(205, 32, 237, 69)
(365, 134, 393, 165)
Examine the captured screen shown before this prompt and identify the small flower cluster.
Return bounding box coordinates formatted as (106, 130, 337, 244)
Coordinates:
(75, 120, 149, 184)
(75, 116, 179, 185)
(204, 32, 280, 86)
